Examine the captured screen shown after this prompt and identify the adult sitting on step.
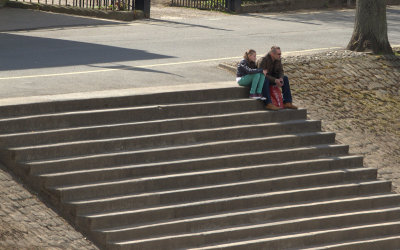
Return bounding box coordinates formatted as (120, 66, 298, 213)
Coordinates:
(257, 46, 298, 111)
(236, 49, 268, 99)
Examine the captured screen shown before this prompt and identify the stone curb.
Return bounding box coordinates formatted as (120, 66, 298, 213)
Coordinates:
(0, 82, 235, 107)
(218, 63, 236, 74)
(7, 0, 145, 21)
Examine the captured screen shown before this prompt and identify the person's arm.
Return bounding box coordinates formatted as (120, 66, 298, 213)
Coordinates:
(262, 69, 268, 76)
(278, 60, 284, 79)
(265, 65, 277, 85)
(262, 55, 277, 85)
(266, 74, 276, 85)
(238, 60, 263, 75)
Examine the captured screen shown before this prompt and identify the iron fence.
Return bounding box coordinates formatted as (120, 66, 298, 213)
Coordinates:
(171, 0, 227, 11)
(15, 0, 134, 11)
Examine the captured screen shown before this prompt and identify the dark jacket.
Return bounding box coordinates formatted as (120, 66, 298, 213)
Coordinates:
(236, 59, 263, 77)
(257, 53, 284, 84)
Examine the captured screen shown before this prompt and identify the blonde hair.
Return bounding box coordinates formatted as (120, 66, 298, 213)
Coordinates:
(243, 49, 256, 61)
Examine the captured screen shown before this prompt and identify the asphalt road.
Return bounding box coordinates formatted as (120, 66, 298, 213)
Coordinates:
(0, 6, 399, 98)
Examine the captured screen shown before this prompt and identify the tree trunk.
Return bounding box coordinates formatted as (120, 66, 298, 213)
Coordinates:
(347, 0, 393, 54)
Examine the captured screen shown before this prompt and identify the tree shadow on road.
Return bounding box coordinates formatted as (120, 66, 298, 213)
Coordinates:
(242, 13, 322, 26)
(88, 64, 184, 77)
(0, 7, 126, 32)
(242, 7, 400, 33)
(0, 33, 174, 71)
(146, 18, 233, 31)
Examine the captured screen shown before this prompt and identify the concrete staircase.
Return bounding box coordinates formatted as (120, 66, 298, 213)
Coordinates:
(0, 85, 399, 249)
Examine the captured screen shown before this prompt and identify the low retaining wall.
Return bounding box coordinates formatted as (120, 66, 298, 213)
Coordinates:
(241, 0, 400, 13)
(7, 1, 145, 21)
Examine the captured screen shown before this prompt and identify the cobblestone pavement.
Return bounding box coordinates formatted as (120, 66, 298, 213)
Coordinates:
(287, 50, 400, 193)
(223, 47, 400, 193)
(0, 163, 98, 249)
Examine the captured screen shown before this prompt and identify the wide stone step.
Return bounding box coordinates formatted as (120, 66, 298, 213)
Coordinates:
(70, 180, 390, 223)
(27, 144, 350, 178)
(75, 169, 378, 230)
(20, 134, 339, 176)
(76, 181, 391, 235)
(306, 235, 400, 250)
(63, 157, 364, 216)
(0, 86, 248, 118)
(109, 207, 400, 250)
(0, 110, 306, 147)
(188, 221, 400, 250)
(39, 155, 362, 191)
(58, 167, 376, 204)
(94, 194, 400, 245)
(53, 158, 368, 203)
(0, 99, 266, 133)
(8, 120, 321, 162)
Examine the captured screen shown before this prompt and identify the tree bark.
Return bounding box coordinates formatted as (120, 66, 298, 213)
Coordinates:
(347, 0, 393, 54)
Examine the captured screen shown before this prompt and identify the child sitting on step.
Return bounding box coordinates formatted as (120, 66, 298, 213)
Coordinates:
(236, 49, 268, 99)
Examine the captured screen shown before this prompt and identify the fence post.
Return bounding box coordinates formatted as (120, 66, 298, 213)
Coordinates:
(228, 0, 240, 12)
(347, 0, 353, 7)
(135, 0, 150, 17)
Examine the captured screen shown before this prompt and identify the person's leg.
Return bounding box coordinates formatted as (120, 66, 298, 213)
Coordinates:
(262, 78, 272, 104)
(282, 76, 298, 109)
(249, 73, 261, 95)
(238, 75, 259, 98)
(256, 73, 265, 94)
(281, 76, 293, 104)
(237, 74, 253, 87)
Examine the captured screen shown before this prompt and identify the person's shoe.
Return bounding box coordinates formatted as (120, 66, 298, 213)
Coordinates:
(256, 93, 266, 100)
(265, 103, 280, 111)
(284, 102, 298, 109)
(249, 94, 259, 99)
